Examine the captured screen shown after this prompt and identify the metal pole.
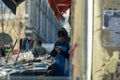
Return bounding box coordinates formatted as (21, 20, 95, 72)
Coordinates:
(87, 0, 93, 80)
(1, 2, 4, 46)
(82, 0, 88, 79)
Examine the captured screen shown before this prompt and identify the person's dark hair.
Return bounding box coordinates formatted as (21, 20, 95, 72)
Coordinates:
(37, 39, 42, 46)
(58, 30, 66, 37)
(58, 28, 68, 38)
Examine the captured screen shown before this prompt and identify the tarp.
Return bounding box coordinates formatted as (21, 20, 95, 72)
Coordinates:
(2, 0, 17, 14)
(2, 0, 25, 14)
(48, 0, 71, 20)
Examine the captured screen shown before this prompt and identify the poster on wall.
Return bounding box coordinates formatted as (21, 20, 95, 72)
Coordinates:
(103, 10, 120, 46)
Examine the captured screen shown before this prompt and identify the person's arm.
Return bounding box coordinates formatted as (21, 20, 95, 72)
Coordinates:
(49, 42, 58, 57)
(50, 42, 70, 58)
(50, 47, 57, 57)
(58, 45, 69, 58)
(54, 41, 70, 58)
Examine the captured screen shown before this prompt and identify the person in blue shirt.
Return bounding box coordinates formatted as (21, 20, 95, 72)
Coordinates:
(50, 28, 70, 76)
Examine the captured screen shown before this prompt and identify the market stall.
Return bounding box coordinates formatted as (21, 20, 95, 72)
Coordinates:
(0, 51, 55, 80)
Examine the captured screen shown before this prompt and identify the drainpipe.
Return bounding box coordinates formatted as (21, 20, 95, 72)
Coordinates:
(82, 0, 88, 79)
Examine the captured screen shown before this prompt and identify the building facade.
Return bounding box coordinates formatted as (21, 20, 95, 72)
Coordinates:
(25, 0, 64, 43)
(0, 1, 26, 49)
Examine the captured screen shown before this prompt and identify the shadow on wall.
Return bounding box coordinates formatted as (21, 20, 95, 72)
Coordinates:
(0, 33, 13, 45)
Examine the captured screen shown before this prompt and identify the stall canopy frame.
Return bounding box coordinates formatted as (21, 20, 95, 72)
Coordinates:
(48, 0, 71, 20)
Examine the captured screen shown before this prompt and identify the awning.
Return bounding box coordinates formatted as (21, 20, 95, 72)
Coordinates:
(48, 0, 71, 20)
(2, 0, 25, 14)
